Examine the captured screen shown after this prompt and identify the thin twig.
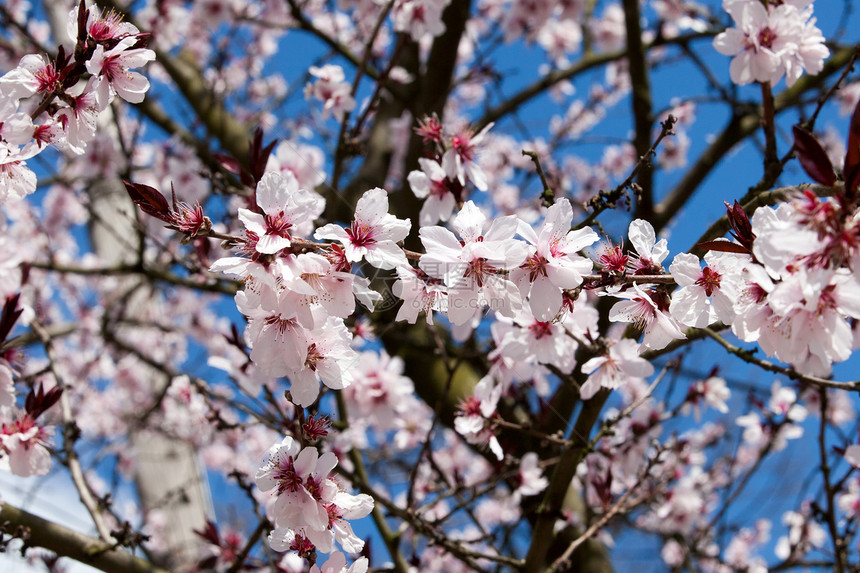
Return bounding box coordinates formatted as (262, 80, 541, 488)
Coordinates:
(701, 328, 860, 391)
(31, 321, 115, 544)
(523, 150, 555, 206)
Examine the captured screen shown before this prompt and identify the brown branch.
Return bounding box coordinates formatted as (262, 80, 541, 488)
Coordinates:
(0, 503, 169, 573)
(475, 32, 716, 132)
(623, 0, 655, 221)
(817, 389, 848, 573)
(701, 328, 860, 391)
(576, 114, 676, 230)
(523, 390, 610, 570)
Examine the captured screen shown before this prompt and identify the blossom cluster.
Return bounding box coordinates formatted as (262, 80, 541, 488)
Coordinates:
(5, 0, 860, 570)
(0, 2, 154, 204)
(0, 295, 61, 479)
(714, 0, 828, 87)
(256, 436, 373, 559)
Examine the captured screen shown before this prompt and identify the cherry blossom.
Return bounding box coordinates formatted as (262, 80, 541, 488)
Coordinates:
(86, 37, 156, 107)
(407, 157, 458, 226)
(627, 219, 669, 274)
(287, 316, 356, 407)
(256, 436, 373, 554)
(454, 376, 503, 460)
(0, 414, 53, 477)
(240, 171, 325, 254)
(0, 142, 39, 204)
(606, 283, 686, 350)
(304, 65, 356, 122)
(393, 0, 451, 40)
(510, 198, 598, 321)
(669, 250, 743, 328)
(310, 551, 368, 573)
(579, 338, 654, 400)
(441, 123, 493, 191)
(315, 187, 410, 269)
(713, 0, 828, 87)
(419, 201, 527, 325)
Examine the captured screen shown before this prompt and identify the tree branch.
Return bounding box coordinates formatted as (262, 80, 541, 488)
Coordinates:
(0, 503, 169, 573)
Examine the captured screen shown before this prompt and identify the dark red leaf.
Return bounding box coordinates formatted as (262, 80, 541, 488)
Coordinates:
(696, 240, 750, 254)
(723, 200, 755, 251)
(25, 383, 63, 420)
(0, 294, 22, 345)
(76, 0, 89, 46)
(193, 520, 221, 546)
(131, 33, 151, 50)
(123, 181, 171, 222)
(248, 127, 277, 185)
(845, 99, 860, 197)
(792, 126, 835, 186)
(213, 153, 242, 175)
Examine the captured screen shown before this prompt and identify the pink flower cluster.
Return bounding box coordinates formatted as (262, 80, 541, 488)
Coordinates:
(256, 436, 373, 557)
(714, 0, 828, 87)
(0, 4, 154, 204)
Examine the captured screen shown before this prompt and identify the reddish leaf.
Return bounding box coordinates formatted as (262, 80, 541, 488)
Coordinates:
(0, 294, 22, 345)
(724, 200, 755, 251)
(213, 153, 242, 175)
(845, 99, 860, 197)
(76, 0, 89, 47)
(24, 383, 63, 420)
(194, 520, 221, 546)
(696, 240, 750, 254)
(248, 127, 277, 185)
(792, 126, 835, 186)
(123, 181, 171, 222)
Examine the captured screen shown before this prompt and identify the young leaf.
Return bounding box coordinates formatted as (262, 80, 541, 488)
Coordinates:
(792, 126, 835, 186)
(696, 240, 751, 254)
(844, 99, 860, 197)
(0, 294, 22, 346)
(124, 181, 171, 222)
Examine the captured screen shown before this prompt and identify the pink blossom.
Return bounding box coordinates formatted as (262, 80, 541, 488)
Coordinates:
(236, 282, 308, 377)
(441, 123, 493, 191)
(240, 171, 325, 254)
(579, 338, 654, 400)
(0, 414, 53, 477)
(407, 157, 458, 227)
(607, 283, 686, 350)
(713, 0, 828, 87)
(86, 37, 156, 107)
(287, 316, 356, 407)
(393, 0, 450, 40)
(392, 265, 446, 324)
(315, 187, 411, 269)
(419, 201, 528, 325)
(304, 65, 356, 122)
(515, 452, 548, 497)
(257, 437, 372, 554)
(510, 198, 598, 321)
(669, 250, 743, 328)
(627, 219, 669, 274)
(0, 142, 39, 204)
(310, 551, 368, 573)
(454, 376, 503, 460)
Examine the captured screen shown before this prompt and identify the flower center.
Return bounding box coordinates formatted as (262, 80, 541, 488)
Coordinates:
(695, 266, 722, 297)
(757, 27, 776, 50)
(305, 342, 323, 371)
(521, 254, 548, 282)
(529, 321, 554, 339)
(264, 211, 292, 238)
(346, 221, 375, 248)
(274, 456, 303, 494)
